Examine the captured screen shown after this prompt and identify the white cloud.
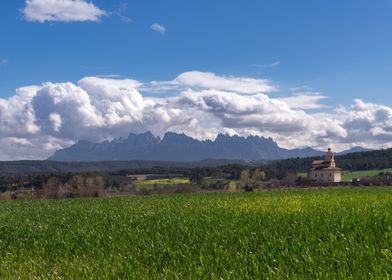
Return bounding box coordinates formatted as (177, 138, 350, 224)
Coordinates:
(21, 0, 108, 23)
(277, 93, 328, 110)
(251, 61, 281, 68)
(0, 136, 73, 161)
(0, 72, 391, 160)
(334, 99, 392, 148)
(114, 3, 132, 23)
(150, 23, 166, 34)
(7, 137, 33, 146)
(173, 89, 347, 149)
(118, 14, 132, 23)
(143, 71, 276, 95)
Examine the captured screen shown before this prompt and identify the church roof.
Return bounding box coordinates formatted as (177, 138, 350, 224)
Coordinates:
(309, 148, 342, 172)
(311, 160, 331, 168)
(310, 160, 341, 171)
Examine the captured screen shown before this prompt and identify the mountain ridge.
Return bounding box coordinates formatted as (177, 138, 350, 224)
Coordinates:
(48, 131, 324, 162)
(48, 131, 369, 162)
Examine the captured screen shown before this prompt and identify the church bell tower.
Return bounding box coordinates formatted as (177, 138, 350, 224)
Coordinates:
(326, 148, 335, 167)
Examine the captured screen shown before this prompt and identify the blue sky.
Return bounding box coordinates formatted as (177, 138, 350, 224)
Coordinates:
(0, 0, 392, 160)
(1, 0, 392, 105)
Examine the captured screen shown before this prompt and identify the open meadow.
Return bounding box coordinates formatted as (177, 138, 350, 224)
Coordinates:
(0, 187, 391, 279)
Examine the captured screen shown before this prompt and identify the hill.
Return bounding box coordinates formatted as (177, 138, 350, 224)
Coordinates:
(337, 146, 374, 155)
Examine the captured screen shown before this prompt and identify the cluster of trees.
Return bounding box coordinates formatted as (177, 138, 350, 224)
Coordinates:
(0, 173, 108, 200)
(238, 169, 266, 191)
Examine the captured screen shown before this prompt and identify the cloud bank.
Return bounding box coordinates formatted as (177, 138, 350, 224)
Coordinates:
(22, 0, 107, 23)
(0, 71, 391, 160)
(143, 71, 275, 94)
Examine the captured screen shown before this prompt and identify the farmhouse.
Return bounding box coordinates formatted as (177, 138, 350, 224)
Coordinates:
(309, 148, 342, 183)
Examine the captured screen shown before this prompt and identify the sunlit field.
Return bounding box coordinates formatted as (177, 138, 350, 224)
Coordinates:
(132, 177, 190, 190)
(0, 187, 391, 279)
(341, 168, 392, 181)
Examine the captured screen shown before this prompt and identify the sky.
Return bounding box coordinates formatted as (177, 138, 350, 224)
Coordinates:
(0, 0, 392, 160)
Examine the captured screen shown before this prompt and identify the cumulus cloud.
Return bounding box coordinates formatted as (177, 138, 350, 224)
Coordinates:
(0, 71, 391, 160)
(21, 0, 108, 23)
(173, 89, 347, 149)
(0, 76, 200, 159)
(334, 99, 392, 148)
(150, 23, 166, 34)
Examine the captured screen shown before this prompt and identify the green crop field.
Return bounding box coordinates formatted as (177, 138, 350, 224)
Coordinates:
(0, 188, 391, 279)
(132, 177, 190, 190)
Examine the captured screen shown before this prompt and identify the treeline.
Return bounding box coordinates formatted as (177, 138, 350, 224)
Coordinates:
(0, 159, 247, 176)
(115, 164, 250, 182)
(0, 173, 108, 200)
(263, 148, 392, 178)
(0, 165, 253, 200)
(119, 147, 392, 181)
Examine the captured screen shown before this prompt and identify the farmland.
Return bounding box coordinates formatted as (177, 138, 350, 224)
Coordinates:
(132, 177, 190, 191)
(341, 168, 392, 181)
(0, 187, 392, 279)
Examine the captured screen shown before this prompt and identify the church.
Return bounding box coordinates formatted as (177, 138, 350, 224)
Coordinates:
(308, 148, 342, 183)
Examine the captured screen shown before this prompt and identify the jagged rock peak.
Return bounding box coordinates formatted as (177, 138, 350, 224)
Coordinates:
(128, 131, 156, 140)
(48, 130, 325, 162)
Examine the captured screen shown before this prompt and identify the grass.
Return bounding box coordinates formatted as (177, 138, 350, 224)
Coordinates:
(342, 168, 392, 181)
(298, 172, 307, 178)
(0, 187, 392, 279)
(132, 177, 190, 190)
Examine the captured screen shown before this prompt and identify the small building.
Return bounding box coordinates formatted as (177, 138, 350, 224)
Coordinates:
(309, 148, 342, 183)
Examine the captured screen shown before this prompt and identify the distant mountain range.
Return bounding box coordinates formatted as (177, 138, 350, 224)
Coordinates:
(48, 131, 372, 162)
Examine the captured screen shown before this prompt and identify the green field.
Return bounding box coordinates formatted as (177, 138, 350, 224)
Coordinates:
(342, 168, 392, 181)
(1, 188, 392, 279)
(201, 177, 240, 190)
(132, 177, 190, 190)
